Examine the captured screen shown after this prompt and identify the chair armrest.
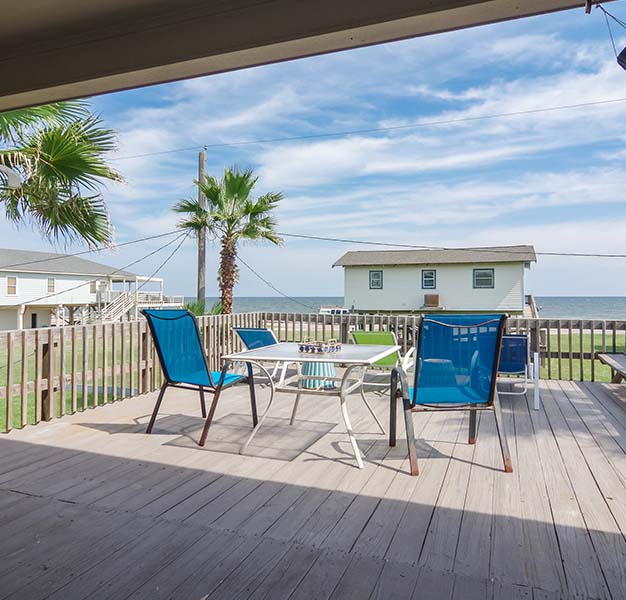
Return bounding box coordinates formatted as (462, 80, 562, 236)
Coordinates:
(401, 347, 416, 371)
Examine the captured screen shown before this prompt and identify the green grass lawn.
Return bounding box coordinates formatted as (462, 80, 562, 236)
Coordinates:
(541, 331, 626, 381)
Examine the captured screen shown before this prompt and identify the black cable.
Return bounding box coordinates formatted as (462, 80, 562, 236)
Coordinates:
(601, 5, 619, 56)
(598, 5, 626, 30)
(110, 96, 626, 161)
(136, 232, 190, 292)
(237, 256, 318, 311)
(278, 231, 626, 259)
(0, 230, 179, 271)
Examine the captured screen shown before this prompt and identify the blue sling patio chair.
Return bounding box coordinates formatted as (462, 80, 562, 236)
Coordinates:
(233, 327, 296, 384)
(389, 314, 512, 476)
(142, 309, 257, 446)
(498, 334, 541, 410)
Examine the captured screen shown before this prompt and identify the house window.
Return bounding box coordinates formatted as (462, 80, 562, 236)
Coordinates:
(47, 278, 55, 294)
(7, 276, 17, 295)
(369, 270, 383, 290)
(473, 268, 495, 289)
(90, 280, 97, 294)
(422, 269, 436, 289)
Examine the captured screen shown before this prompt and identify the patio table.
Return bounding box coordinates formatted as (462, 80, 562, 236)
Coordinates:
(221, 342, 400, 468)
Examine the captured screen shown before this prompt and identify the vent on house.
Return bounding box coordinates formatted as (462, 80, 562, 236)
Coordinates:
(423, 294, 440, 308)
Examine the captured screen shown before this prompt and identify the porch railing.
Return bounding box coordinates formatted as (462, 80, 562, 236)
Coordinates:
(1, 312, 625, 432)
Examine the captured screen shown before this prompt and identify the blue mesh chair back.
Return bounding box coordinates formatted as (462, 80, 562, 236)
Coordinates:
(499, 334, 528, 375)
(143, 309, 214, 387)
(234, 328, 278, 350)
(413, 314, 506, 406)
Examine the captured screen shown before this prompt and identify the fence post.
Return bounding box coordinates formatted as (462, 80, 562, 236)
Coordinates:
(5, 332, 14, 431)
(340, 319, 349, 344)
(141, 329, 150, 393)
(41, 329, 56, 421)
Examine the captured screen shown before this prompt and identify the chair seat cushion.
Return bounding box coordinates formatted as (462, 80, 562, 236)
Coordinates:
(409, 386, 489, 405)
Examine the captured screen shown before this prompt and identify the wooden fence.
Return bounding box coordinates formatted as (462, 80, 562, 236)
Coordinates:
(1, 312, 625, 432)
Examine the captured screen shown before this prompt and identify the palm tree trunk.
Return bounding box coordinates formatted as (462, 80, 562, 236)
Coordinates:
(219, 236, 238, 314)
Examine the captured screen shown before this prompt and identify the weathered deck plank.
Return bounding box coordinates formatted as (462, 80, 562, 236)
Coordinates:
(1, 379, 625, 599)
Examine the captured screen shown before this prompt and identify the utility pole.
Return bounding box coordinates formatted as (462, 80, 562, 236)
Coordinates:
(197, 147, 207, 305)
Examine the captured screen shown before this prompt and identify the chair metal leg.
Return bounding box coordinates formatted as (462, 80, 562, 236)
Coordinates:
(290, 394, 301, 425)
(146, 382, 168, 434)
(199, 386, 223, 446)
(289, 363, 302, 425)
(199, 386, 207, 419)
(403, 402, 419, 476)
(493, 394, 513, 473)
(247, 362, 258, 426)
(241, 362, 276, 454)
(339, 366, 364, 469)
(468, 405, 477, 444)
(360, 387, 386, 434)
(389, 370, 399, 447)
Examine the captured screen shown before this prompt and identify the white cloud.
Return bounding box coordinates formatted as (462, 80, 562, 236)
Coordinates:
(6, 8, 625, 298)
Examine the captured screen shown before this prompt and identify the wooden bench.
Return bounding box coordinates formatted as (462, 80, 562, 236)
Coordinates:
(596, 352, 626, 383)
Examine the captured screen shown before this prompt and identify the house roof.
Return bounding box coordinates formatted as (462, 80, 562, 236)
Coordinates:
(333, 245, 537, 267)
(0, 248, 137, 278)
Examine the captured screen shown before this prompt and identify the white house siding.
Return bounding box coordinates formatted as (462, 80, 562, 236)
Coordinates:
(344, 263, 526, 313)
(0, 272, 99, 307)
(0, 308, 18, 330)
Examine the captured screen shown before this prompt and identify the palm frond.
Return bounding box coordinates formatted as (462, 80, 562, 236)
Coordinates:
(0, 100, 120, 245)
(0, 101, 90, 141)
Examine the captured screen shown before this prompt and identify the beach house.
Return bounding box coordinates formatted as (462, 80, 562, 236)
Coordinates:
(0, 248, 183, 330)
(334, 245, 537, 314)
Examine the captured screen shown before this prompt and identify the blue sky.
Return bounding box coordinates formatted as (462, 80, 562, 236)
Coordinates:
(4, 5, 626, 297)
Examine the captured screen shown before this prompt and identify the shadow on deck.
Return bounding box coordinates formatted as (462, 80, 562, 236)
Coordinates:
(1, 378, 626, 599)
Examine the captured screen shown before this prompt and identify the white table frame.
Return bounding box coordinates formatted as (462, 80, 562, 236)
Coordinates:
(221, 342, 400, 468)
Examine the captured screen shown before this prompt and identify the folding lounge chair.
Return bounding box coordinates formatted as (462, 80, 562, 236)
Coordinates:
(498, 333, 541, 410)
(143, 309, 257, 446)
(389, 314, 512, 476)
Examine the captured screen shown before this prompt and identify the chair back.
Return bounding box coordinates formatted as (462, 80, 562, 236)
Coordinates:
(234, 327, 278, 350)
(142, 309, 213, 386)
(499, 334, 529, 375)
(413, 314, 507, 406)
(351, 330, 400, 367)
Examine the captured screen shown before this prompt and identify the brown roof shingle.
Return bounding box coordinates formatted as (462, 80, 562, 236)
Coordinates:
(333, 245, 537, 267)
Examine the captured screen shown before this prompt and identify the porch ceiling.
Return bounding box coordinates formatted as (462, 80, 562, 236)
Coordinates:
(0, 0, 604, 111)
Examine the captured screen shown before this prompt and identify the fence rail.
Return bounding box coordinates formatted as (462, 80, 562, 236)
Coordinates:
(2, 312, 625, 432)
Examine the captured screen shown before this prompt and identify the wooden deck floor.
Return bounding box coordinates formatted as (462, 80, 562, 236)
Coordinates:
(2, 376, 626, 599)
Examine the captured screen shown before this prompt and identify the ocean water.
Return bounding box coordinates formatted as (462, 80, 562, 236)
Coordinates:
(535, 297, 626, 320)
(191, 297, 344, 314)
(189, 296, 626, 320)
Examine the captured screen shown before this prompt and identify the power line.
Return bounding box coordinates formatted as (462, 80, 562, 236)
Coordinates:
(0, 230, 180, 271)
(136, 232, 190, 292)
(110, 96, 626, 161)
(278, 232, 626, 259)
(237, 256, 318, 311)
(9, 232, 188, 307)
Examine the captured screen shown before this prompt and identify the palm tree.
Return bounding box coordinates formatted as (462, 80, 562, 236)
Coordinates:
(0, 101, 121, 246)
(174, 167, 283, 313)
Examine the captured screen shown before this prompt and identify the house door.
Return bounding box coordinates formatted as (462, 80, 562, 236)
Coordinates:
(31, 313, 37, 328)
